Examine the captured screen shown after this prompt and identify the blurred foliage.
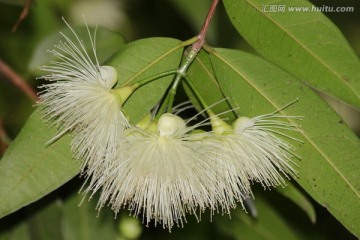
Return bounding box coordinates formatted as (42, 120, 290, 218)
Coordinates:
(0, 0, 359, 239)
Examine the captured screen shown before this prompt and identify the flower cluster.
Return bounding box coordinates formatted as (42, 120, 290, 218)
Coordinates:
(38, 23, 301, 231)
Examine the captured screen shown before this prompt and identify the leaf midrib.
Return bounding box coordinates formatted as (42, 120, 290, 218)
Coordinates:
(212, 50, 360, 202)
(243, 0, 360, 100)
(121, 41, 183, 86)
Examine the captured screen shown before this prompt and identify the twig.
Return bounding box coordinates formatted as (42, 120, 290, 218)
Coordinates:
(12, 0, 33, 33)
(0, 59, 38, 102)
(192, 0, 219, 52)
(0, 119, 11, 156)
(155, 0, 220, 114)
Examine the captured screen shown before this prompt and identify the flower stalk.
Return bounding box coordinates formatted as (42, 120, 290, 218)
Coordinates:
(156, 0, 219, 115)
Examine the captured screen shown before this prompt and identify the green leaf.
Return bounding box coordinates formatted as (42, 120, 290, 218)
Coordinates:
(62, 192, 118, 240)
(0, 220, 30, 240)
(277, 182, 316, 223)
(107, 37, 185, 124)
(223, 0, 360, 109)
(28, 26, 126, 75)
(184, 50, 236, 121)
(0, 110, 79, 219)
(0, 190, 118, 240)
(210, 48, 360, 238)
(26, 200, 63, 240)
(217, 193, 300, 240)
(0, 198, 63, 240)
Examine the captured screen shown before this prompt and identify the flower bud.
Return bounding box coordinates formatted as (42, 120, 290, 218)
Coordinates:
(99, 65, 118, 88)
(112, 85, 137, 105)
(157, 113, 186, 137)
(209, 112, 233, 134)
(136, 113, 152, 129)
(233, 116, 255, 134)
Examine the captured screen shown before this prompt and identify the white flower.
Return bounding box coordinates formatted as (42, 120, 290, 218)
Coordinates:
(233, 114, 300, 186)
(38, 21, 130, 179)
(92, 113, 220, 231)
(207, 112, 301, 192)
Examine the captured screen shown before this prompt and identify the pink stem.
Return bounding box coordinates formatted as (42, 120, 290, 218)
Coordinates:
(192, 0, 219, 52)
(0, 59, 38, 102)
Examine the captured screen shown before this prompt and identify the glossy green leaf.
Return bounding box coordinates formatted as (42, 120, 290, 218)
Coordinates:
(28, 26, 126, 75)
(0, 109, 79, 219)
(210, 48, 360, 238)
(184, 49, 236, 121)
(223, 0, 360, 109)
(107, 37, 184, 124)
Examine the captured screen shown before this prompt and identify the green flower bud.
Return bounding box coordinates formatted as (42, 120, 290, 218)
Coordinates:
(209, 111, 233, 134)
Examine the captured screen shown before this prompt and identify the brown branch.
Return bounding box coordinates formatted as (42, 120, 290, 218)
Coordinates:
(192, 0, 219, 52)
(12, 0, 33, 33)
(0, 119, 11, 156)
(0, 59, 38, 102)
